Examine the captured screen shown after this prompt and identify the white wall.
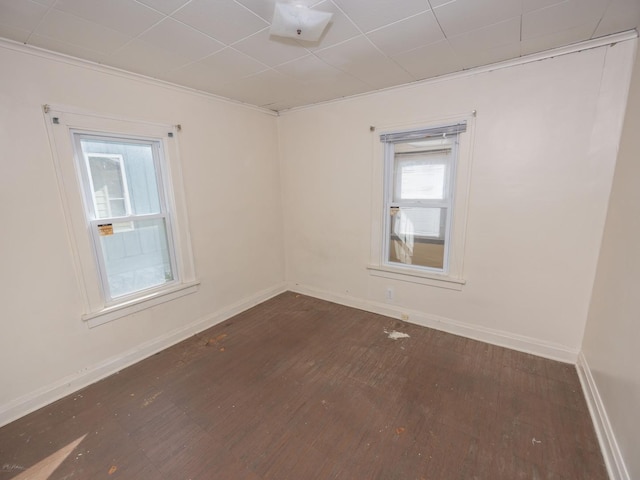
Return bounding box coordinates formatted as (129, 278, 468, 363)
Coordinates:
(581, 42, 640, 480)
(0, 42, 285, 424)
(278, 39, 636, 361)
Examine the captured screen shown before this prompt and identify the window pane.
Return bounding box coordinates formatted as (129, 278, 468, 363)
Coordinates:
(88, 155, 127, 218)
(388, 207, 447, 269)
(98, 218, 173, 298)
(81, 138, 161, 216)
(393, 157, 446, 201)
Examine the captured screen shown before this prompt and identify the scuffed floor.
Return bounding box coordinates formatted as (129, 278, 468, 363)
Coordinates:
(0, 292, 606, 479)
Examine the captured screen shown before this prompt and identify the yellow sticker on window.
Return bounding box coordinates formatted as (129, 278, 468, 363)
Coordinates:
(98, 224, 113, 236)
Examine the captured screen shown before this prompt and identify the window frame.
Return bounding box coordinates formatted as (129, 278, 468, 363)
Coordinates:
(45, 105, 198, 327)
(368, 114, 475, 291)
(72, 130, 180, 305)
(383, 138, 459, 274)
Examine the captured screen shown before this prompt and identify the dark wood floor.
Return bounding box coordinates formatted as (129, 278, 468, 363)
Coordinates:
(0, 292, 607, 479)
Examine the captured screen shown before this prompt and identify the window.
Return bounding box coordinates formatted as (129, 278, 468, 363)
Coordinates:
(369, 117, 473, 290)
(73, 133, 177, 302)
(45, 106, 198, 326)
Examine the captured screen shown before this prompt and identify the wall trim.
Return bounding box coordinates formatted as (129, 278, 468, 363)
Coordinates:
(0, 282, 287, 428)
(289, 283, 579, 363)
(576, 352, 630, 480)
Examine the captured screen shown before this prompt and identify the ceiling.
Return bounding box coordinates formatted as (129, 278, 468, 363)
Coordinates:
(1, 0, 639, 112)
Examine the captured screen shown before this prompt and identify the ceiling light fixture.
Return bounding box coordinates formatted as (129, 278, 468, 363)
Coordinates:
(269, 3, 333, 42)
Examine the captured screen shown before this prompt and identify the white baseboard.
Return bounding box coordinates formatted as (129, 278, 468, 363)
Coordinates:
(0, 283, 287, 428)
(576, 352, 630, 480)
(289, 283, 579, 363)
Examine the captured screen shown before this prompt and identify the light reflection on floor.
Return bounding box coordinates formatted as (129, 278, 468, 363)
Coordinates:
(12, 434, 86, 480)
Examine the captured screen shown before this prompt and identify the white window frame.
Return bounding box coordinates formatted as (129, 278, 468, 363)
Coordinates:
(45, 105, 199, 327)
(384, 139, 457, 274)
(73, 131, 180, 305)
(368, 113, 476, 291)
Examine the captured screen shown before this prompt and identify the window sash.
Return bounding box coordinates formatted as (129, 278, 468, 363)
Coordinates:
(382, 130, 460, 273)
(72, 131, 179, 304)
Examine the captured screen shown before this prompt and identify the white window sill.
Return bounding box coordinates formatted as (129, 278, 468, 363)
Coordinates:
(82, 281, 200, 328)
(367, 265, 465, 291)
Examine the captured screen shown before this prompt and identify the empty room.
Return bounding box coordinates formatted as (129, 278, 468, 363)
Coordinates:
(1, 0, 639, 478)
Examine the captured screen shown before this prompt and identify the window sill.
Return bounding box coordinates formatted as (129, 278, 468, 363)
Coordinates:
(82, 281, 200, 328)
(367, 265, 465, 291)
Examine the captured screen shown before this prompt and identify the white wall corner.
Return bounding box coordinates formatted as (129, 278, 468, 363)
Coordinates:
(576, 352, 630, 480)
(288, 283, 579, 363)
(0, 282, 287, 428)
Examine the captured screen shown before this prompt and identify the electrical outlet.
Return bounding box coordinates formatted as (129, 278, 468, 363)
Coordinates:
(385, 287, 394, 301)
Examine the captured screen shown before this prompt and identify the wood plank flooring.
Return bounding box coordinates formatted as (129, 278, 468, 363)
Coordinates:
(0, 292, 607, 479)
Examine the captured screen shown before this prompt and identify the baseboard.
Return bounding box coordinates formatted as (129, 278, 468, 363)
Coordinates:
(289, 283, 579, 363)
(576, 352, 630, 480)
(0, 282, 288, 428)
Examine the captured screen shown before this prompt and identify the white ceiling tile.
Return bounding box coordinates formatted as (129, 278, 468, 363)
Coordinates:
(0, 0, 48, 32)
(366, 11, 444, 56)
(331, 0, 429, 33)
(315, 35, 414, 88)
(433, 0, 522, 36)
(135, 0, 190, 15)
(285, 85, 347, 105)
(276, 54, 344, 82)
(267, 79, 365, 110)
(172, 0, 268, 45)
(299, 1, 361, 50)
(522, 0, 565, 14)
(28, 33, 107, 63)
(522, 0, 608, 39)
(233, 28, 309, 67)
(448, 17, 521, 56)
(53, 0, 164, 37)
(457, 41, 521, 69)
(0, 24, 31, 43)
(391, 40, 463, 80)
(139, 18, 224, 61)
(34, 9, 132, 54)
(159, 49, 269, 94)
(158, 61, 235, 93)
(107, 38, 192, 76)
(199, 47, 268, 79)
(521, 21, 600, 55)
(234, 0, 317, 23)
(275, 54, 370, 96)
(593, 0, 640, 37)
(213, 69, 306, 107)
(428, 0, 455, 7)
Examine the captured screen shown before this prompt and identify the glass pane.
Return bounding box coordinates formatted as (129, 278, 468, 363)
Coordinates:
(388, 207, 446, 269)
(394, 158, 446, 201)
(109, 199, 127, 217)
(98, 218, 174, 298)
(88, 155, 127, 218)
(81, 138, 161, 216)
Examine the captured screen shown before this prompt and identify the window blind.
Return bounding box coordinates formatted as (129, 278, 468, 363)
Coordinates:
(380, 121, 467, 143)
